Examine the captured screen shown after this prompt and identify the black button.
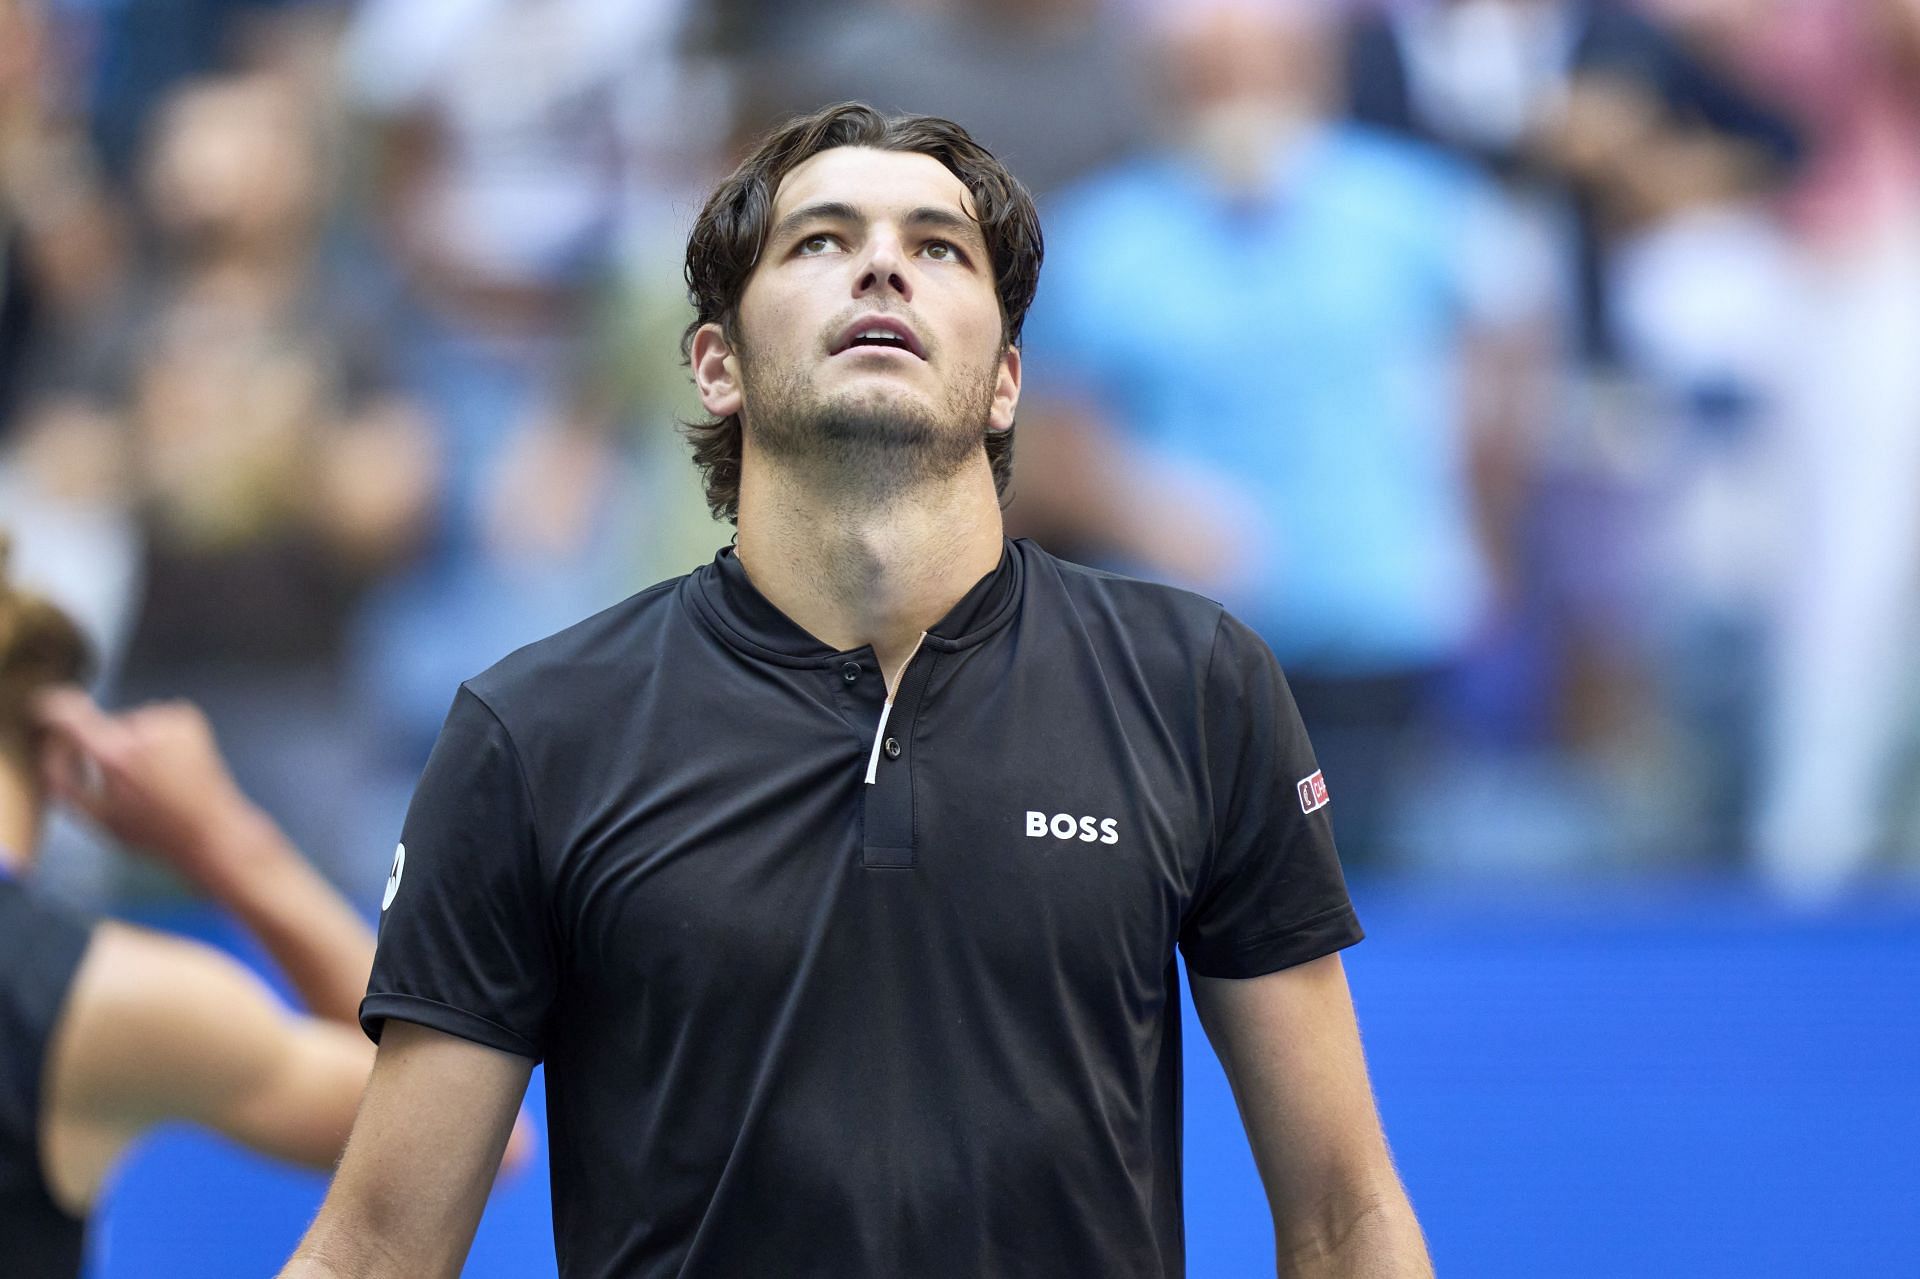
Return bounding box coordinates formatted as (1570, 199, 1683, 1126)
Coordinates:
(883, 737, 902, 759)
(840, 662, 860, 682)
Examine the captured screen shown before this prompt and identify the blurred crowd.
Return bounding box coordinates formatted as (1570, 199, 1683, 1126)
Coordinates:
(4, 0, 1918, 907)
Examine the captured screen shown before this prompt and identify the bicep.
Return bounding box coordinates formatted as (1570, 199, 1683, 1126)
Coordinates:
(44, 924, 376, 1204)
(1189, 954, 1396, 1216)
(294, 1019, 531, 1279)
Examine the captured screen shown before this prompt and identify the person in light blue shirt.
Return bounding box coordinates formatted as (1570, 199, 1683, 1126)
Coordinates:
(1014, 0, 1547, 860)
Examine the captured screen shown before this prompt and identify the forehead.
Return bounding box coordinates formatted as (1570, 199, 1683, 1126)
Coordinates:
(769, 146, 979, 226)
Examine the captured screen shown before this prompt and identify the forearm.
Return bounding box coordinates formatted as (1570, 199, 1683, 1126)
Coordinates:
(279, 1234, 402, 1279)
(1276, 1181, 1432, 1279)
(195, 805, 377, 1026)
(279, 1234, 403, 1279)
(281, 1203, 446, 1279)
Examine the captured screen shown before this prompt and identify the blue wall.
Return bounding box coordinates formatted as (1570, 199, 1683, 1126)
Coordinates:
(90, 882, 1920, 1276)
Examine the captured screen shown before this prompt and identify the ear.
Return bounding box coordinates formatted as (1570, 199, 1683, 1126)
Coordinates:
(988, 343, 1021, 434)
(691, 322, 744, 419)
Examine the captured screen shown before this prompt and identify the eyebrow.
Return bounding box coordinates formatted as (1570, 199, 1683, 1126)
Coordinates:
(769, 201, 988, 255)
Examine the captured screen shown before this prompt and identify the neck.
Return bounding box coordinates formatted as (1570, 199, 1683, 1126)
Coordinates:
(734, 450, 1005, 682)
(0, 759, 39, 872)
(1183, 103, 1320, 199)
(189, 245, 303, 304)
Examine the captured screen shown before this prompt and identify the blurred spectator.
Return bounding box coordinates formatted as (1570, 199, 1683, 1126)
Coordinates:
(337, 0, 723, 765)
(69, 0, 300, 183)
(1689, 0, 1920, 896)
(0, 0, 127, 441)
(1348, 0, 1808, 862)
(19, 69, 437, 900)
(3, 0, 1913, 907)
(340, 0, 718, 315)
(1013, 0, 1550, 866)
(1, 0, 139, 715)
(744, 0, 1149, 199)
(1346, 0, 1800, 365)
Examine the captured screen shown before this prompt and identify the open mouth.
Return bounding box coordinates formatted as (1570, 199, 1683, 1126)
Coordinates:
(832, 317, 926, 360)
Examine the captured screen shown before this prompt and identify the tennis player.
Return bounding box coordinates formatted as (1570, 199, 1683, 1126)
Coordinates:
(283, 103, 1430, 1278)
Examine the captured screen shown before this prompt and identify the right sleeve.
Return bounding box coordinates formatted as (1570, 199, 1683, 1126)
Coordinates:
(360, 684, 556, 1060)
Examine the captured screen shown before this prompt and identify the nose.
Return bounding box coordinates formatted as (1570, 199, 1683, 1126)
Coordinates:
(854, 228, 912, 303)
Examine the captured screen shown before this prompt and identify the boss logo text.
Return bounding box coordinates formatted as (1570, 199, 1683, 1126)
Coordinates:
(1026, 811, 1120, 844)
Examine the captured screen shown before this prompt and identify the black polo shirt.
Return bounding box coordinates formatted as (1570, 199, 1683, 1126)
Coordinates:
(0, 873, 93, 1278)
(363, 537, 1362, 1278)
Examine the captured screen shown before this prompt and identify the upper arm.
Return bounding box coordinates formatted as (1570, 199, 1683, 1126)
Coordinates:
(41, 922, 375, 1209)
(289, 1019, 532, 1279)
(1189, 954, 1399, 1228)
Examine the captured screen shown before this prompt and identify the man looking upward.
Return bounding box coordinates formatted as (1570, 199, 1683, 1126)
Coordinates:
(283, 103, 1431, 1278)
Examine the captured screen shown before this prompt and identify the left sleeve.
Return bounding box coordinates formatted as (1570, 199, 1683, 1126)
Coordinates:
(1178, 612, 1364, 978)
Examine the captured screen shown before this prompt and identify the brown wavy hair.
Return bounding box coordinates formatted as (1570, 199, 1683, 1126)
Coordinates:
(681, 102, 1044, 524)
(0, 531, 93, 772)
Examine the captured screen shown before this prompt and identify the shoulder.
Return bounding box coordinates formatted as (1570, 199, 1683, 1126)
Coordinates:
(1044, 158, 1190, 253)
(1315, 126, 1475, 206)
(0, 879, 94, 1029)
(1328, 125, 1489, 214)
(0, 877, 92, 953)
(1308, 126, 1489, 259)
(1016, 540, 1228, 668)
(459, 572, 692, 726)
(52, 923, 288, 1119)
(64, 923, 278, 1046)
(1058, 154, 1182, 205)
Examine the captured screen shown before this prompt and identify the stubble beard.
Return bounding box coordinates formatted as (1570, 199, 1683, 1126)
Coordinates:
(738, 346, 999, 507)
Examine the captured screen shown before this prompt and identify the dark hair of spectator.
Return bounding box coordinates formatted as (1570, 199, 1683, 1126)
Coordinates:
(681, 102, 1044, 524)
(0, 531, 93, 771)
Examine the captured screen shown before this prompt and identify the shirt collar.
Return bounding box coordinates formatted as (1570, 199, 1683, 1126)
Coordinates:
(690, 537, 1024, 666)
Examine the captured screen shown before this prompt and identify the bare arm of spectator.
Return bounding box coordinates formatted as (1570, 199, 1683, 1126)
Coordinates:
(1452, 186, 1558, 609)
(32, 690, 534, 1220)
(37, 689, 376, 1022)
(1191, 954, 1433, 1278)
(1463, 323, 1545, 586)
(1008, 398, 1254, 594)
(29, 691, 378, 1210)
(38, 921, 377, 1209)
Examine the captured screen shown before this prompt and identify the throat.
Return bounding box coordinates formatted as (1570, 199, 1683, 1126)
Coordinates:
(734, 481, 1003, 672)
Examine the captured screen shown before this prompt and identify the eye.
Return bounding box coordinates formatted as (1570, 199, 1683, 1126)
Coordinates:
(796, 233, 841, 256)
(921, 240, 964, 263)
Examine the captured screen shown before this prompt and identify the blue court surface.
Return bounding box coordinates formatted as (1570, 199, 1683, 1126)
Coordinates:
(87, 879, 1920, 1277)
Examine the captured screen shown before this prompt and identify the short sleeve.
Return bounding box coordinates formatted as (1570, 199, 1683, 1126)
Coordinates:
(361, 684, 556, 1059)
(1179, 613, 1364, 978)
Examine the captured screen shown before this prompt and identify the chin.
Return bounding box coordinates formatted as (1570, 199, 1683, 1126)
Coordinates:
(818, 386, 937, 434)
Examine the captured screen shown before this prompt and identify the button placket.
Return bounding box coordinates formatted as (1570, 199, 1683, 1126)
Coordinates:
(861, 652, 935, 869)
(830, 653, 883, 734)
